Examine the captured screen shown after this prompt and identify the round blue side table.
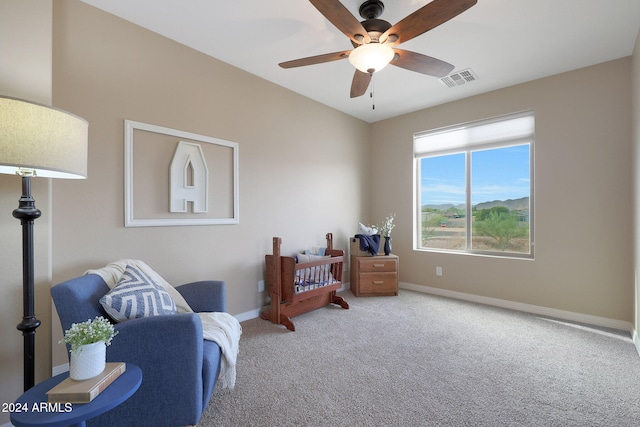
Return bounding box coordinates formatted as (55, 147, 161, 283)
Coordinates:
(10, 364, 142, 427)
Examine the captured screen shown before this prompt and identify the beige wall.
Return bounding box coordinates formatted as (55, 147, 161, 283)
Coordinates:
(0, 1, 54, 423)
(50, 0, 370, 367)
(370, 57, 634, 322)
(633, 30, 640, 348)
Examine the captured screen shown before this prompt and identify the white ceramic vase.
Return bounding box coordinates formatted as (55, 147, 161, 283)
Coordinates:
(70, 341, 106, 381)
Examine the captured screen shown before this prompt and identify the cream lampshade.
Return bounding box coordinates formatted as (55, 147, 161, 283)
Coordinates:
(0, 96, 88, 178)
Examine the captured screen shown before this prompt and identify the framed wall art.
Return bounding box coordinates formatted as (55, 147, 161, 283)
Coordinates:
(124, 120, 239, 227)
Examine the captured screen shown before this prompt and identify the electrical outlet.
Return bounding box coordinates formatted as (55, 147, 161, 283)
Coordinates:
(436, 266, 442, 276)
(258, 280, 265, 292)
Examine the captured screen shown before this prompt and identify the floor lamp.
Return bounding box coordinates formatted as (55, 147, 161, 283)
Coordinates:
(0, 96, 88, 391)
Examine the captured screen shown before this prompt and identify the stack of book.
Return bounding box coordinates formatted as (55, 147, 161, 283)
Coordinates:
(47, 362, 126, 403)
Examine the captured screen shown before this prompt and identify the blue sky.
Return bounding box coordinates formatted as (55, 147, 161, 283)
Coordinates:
(420, 144, 530, 206)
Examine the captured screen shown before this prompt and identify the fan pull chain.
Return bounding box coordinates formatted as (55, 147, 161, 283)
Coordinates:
(370, 73, 375, 110)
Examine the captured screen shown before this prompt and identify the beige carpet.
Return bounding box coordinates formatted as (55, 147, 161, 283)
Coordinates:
(200, 289, 640, 426)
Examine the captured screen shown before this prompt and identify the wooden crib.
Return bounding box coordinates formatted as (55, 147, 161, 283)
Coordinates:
(260, 233, 349, 331)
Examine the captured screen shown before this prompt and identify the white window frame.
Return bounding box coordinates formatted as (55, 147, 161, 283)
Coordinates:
(413, 111, 535, 258)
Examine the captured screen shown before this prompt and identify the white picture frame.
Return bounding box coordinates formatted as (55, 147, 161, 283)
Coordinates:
(124, 120, 239, 227)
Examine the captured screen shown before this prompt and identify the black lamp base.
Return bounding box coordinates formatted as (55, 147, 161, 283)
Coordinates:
(12, 175, 42, 391)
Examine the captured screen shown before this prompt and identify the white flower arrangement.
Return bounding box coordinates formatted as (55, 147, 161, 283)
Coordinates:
(376, 213, 396, 237)
(59, 316, 118, 353)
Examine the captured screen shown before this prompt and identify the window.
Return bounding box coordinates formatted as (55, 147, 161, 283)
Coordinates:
(414, 111, 534, 258)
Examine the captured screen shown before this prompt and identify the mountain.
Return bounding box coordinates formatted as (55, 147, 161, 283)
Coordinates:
(475, 197, 529, 211)
(424, 197, 529, 212)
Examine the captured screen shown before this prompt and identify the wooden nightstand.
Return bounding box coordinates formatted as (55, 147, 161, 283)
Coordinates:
(350, 254, 399, 297)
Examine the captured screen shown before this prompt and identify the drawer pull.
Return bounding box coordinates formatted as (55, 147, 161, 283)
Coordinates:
(372, 280, 384, 285)
(372, 263, 385, 268)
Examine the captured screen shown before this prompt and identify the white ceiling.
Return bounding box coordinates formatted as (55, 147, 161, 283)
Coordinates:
(80, 0, 640, 123)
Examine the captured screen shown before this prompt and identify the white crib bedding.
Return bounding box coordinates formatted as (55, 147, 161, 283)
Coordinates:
(294, 253, 338, 293)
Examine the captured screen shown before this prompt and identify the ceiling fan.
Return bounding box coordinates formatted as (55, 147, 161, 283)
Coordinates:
(279, 0, 477, 98)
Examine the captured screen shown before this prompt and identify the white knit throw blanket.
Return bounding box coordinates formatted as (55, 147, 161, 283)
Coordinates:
(86, 259, 242, 389)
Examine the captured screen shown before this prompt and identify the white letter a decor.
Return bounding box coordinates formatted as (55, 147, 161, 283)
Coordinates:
(170, 141, 208, 213)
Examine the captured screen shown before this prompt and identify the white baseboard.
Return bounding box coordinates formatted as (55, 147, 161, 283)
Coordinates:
(235, 309, 261, 323)
(52, 363, 69, 376)
(400, 282, 634, 332)
(238, 281, 633, 333)
(633, 329, 640, 357)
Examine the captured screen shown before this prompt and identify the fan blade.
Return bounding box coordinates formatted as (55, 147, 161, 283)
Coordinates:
(279, 50, 351, 69)
(309, 0, 371, 44)
(381, 0, 477, 46)
(391, 49, 454, 77)
(350, 70, 372, 98)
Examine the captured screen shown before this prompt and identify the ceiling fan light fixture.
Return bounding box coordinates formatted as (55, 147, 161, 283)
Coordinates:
(348, 43, 394, 74)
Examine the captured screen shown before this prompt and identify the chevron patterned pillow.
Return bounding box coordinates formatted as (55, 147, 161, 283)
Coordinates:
(100, 264, 177, 322)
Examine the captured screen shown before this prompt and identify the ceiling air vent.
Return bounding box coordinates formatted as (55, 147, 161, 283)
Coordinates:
(439, 68, 478, 88)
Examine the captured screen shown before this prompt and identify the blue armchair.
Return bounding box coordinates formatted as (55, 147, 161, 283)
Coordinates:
(51, 273, 225, 427)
